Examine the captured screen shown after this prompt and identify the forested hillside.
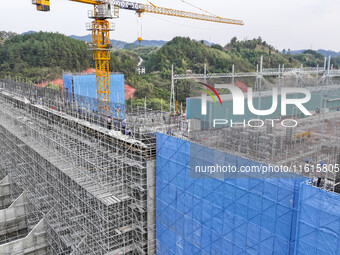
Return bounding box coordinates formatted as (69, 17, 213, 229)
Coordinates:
(1, 31, 339, 109)
(0, 32, 91, 81)
(144, 37, 337, 75)
(0, 32, 140, 83)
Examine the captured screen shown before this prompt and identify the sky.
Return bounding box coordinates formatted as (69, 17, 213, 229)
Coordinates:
(1, 0, 340, 51)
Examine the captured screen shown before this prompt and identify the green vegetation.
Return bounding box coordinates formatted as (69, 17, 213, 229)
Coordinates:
(145, 37, 239, 74)
(1, 31, 340, 111)
(110, 50, 140, 78)
(131, 46, 158, 61)
(292, 49, 326, 67)
(0, 31, 17, 45)
(225, 37, 302, 68)
(144, 36, 339, 75)
(0, 32, 91, 82)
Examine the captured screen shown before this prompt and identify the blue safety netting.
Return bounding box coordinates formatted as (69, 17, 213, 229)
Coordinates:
(156, 133, 309, 255)
(63, 74, 125, 118)
(295, 183, 340, 255)
(156, 133, 340, 254)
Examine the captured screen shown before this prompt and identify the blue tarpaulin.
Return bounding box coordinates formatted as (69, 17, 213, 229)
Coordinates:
(63, 74, 125, 118)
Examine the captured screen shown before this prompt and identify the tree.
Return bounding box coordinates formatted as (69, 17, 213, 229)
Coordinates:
(134, 82, 154, 98)
(211, 44, 223, 51)
(230, 37, 237, 47)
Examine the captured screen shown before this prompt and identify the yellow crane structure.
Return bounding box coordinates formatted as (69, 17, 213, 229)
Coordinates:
(32, 0, 243, 116)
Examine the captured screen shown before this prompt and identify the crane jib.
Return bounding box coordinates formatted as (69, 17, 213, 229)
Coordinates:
(32, 0, 243, 116)
(110, 0, 244, 25)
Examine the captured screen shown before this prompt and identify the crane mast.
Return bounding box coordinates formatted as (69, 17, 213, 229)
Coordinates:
(87, 4, 118, 115)
(32, 0, 244, 116)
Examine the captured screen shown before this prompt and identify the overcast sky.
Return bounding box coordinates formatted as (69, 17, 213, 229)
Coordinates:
(1, 0, 339, 51)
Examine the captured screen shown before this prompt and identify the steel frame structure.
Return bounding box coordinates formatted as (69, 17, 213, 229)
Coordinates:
(89, 18, 113, 116)
(0, 80, 158, 254)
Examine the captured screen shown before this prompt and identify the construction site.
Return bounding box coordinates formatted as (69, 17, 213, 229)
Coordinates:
(186, 59, 340, 192)
(157, 61, 340, 254)
(0, 78, 158, 254)
(0, 0, 339, 255)
(0, 58, 339, 254)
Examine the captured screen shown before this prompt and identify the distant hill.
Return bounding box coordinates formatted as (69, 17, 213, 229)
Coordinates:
(69, 34, 168, 49)
(19, 31, 340, 57)
(23, 31, 213, 49)
(131, 40, 168, 47)
(288, 50, 305, 55)
(316, 49, 340, 57)
(289, 49, 340, 57)
(69, 34, 128, 49)
(69, 34, 91, 43)
(111, 39, 129, 49)
(124, 39, 213, 49)
(124, 40, 167, 50)
(201, 40, 213, 46)
(21, 30, 36, 35)
(144, 36, 303, 74)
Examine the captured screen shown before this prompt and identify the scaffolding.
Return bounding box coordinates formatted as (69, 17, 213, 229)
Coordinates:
(1, 57, 340, 253)
(183, 62, 340, 192)
(0, 79, 159, 254)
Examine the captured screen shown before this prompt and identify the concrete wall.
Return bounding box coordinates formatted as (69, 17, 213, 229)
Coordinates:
(0, 176, 11, 209)
(0, 219, 47, 255)
(0, 193, 27, 239)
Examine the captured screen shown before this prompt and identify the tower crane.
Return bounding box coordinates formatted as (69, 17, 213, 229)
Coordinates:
(32, 0, 244, 116)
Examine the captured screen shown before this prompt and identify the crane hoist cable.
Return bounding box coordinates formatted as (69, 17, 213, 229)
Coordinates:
(177, 0, 220, 18)
(137, 15, 143, 44)
(146, 0, 156, 8)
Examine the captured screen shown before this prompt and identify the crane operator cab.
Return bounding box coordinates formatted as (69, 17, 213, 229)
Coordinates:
(32, 0, 50, 12)
(96, 3, 119, 19)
